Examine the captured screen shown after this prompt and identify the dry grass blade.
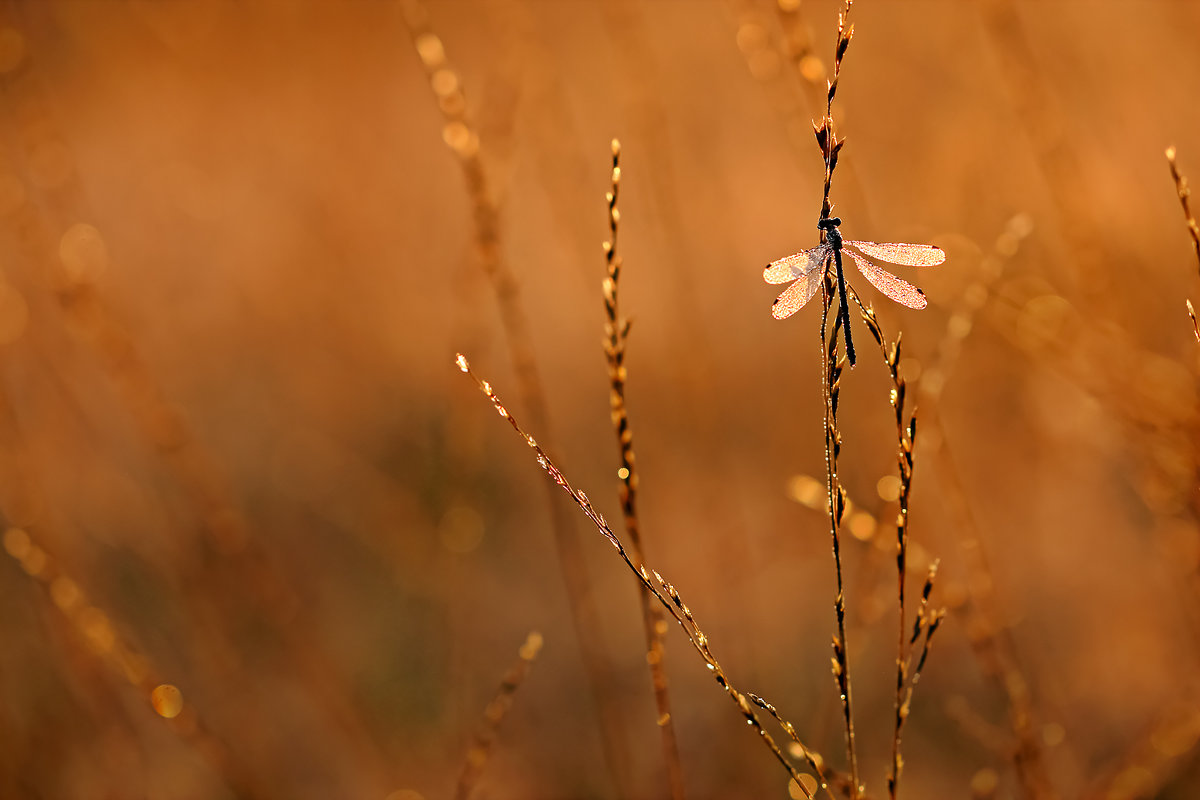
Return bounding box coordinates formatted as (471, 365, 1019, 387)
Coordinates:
(819, 274, 859, 798)
(401, 3, 634, 790)
(1166, 146, 1200, 274)
(812, 4, 861, 796)
(601, 140, 686, 800)
(814, 1, 853, 225)
(455, 631, 544, 800)
(454, 354, 835, 800)
(1166, 147, 1200, 339)
(855, 298, 945, 800)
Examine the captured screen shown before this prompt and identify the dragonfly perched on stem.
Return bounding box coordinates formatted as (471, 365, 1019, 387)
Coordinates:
(764, 217, 945, 366)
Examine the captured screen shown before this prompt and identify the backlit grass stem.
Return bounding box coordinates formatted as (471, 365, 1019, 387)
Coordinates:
(401, 4, 634, 791)
(601, 140, 687, 800)
(814, 4, 861, 796)
(455, 354, 837, 800)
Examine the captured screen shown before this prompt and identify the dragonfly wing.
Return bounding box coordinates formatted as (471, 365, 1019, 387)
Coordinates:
(764, 246, 829, 285)
(846, 240, 945, 267)
(845, 250, 927, 309)
(771, 265, 825, 319)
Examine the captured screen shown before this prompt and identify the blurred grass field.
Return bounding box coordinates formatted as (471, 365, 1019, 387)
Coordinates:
(2, 1, 1200, 798)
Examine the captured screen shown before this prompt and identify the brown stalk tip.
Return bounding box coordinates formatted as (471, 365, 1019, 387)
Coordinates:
(611, 138, 621, 156)
(814, 123, 830, 153)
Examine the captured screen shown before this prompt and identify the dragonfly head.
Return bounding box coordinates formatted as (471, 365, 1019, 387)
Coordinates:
(818, 216, 841, 231)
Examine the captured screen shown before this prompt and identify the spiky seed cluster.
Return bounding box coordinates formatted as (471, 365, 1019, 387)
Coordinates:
(602, 140, 638, 506)
(815, 2, 853, 225)
(855, 299, 945, 800)
(598, 142, 687, 800)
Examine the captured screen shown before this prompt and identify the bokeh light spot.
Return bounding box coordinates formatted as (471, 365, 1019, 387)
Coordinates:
(799, 54, 826, 83)
(1041, 721, 1065, 746)
(2, 526, 30, 559)
(79, 607, 115, 653)
(969, 767, 998, 795)
(151, 684, 184, 719)
(430, 68, 458, 98)
(49, 576, 81, 611)
(735, 23, 766, 55)
(59, 223, 109, 284)
(847, 510, 875, 541)
(519, 631, 543, 660)
(442, 122, 478, 159)
(415, 33, 444, 68)
(787, 474, 824, 508)
(876, 475, 901, 502)
(19, 545, 45, 576)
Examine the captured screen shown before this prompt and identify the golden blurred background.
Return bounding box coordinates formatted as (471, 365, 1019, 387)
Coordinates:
(2, 1, 1200, 798)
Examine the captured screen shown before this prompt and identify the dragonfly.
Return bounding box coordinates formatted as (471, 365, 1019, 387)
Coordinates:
(764, 217, 945, 367)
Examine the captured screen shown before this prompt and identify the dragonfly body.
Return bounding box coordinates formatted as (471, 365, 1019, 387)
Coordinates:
(764, 217, 945, 367)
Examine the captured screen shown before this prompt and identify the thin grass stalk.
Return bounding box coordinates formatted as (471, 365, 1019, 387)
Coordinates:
(852, 296, 944, 800)
(401, 4, 633, 791)
(1166, 147, 1200, 340)
(812, 4, 861, 795)
(601, 140, 687, 800)
(889, 342, 915, 800)
(455, 354, 836, 800)
(858, 305, 918, 799)
(1166, 146, 1200, 273)
(818, 275, 859, 798)
(455, 631, 544, 800)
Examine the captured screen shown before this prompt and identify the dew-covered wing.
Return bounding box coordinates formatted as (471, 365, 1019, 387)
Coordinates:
(771, 264, 825, 319)
(845, 250, 927, 309)
(763, 245, 830, 285)
(845, 240, 945, 267)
